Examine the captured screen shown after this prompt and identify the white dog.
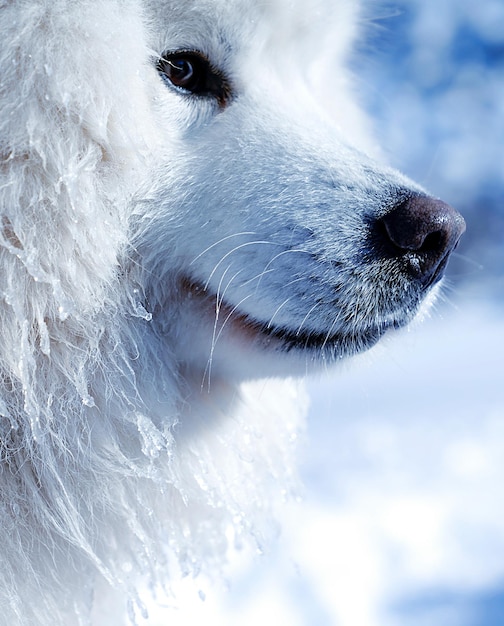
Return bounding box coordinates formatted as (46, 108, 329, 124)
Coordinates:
(0, 0, 464, 624)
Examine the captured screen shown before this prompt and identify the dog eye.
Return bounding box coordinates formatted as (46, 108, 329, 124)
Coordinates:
(156, 51, 231, 107)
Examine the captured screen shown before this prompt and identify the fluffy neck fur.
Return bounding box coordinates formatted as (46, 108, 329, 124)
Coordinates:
(0, 3, 304, 623)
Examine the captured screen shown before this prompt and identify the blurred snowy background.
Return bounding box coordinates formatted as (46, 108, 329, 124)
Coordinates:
(359, 0, 504, 296)
(152, 1, 504, 624)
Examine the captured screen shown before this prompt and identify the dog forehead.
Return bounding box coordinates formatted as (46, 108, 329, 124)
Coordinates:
(144, 0, 356, 61)
(143, 0, 252, 69)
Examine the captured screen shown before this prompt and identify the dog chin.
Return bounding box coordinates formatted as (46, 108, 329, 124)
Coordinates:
(175, 277, 421, 381)
(185, 314, 408, 382)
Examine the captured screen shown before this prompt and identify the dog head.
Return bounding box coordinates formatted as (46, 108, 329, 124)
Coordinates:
(133, 0, 465, 382)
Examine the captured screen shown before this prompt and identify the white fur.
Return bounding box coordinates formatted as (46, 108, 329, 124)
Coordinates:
(0, 1, 437, 624)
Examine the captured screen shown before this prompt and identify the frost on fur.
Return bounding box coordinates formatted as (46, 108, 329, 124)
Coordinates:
(0, 0, 464, 624)
(0, 3, 306, 623)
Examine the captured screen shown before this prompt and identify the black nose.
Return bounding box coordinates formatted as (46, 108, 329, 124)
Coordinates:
(380, 195, 466, 286)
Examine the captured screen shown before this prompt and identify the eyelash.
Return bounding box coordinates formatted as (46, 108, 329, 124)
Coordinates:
(156, 50, 232, 108)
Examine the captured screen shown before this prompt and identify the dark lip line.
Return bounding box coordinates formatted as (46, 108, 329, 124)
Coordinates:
(181, 276, 407, 354)
(247, 316, 403, 353)
(183, 278, 407, 354)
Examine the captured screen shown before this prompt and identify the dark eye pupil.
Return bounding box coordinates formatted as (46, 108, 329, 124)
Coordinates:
(168, 59, 195, 88)
(157, 54, 201, 92)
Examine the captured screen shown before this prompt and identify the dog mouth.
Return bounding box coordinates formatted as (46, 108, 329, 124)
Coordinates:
(254, 318, 403, 353)
(180, 277, 409, 357)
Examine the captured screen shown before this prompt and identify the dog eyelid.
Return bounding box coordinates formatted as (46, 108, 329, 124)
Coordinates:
(156, 50, 231, 108)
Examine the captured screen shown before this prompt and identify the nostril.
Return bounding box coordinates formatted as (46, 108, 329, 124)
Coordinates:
(420, 230, 444, 254)
(380, 194, 466, 286)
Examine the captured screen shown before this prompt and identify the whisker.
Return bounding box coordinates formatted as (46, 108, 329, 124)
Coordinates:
(203, 240, 284, 290)
(215, 264, 233, 314)
(267, 297, 294, 329)
(296, 302, 320, 336)
(217, 268, 245, 309)
(190, 232, 257, 265)
(203, 265, 236, 391)
(446, 251, 485, 280)
(320, 306, 345, 352)
(236, 268, 275, 289)
(213, 293, 254, 346)
(283, 276, 305, 288)
(254, 248, 311, 292)
(203, 272, 249, 392)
